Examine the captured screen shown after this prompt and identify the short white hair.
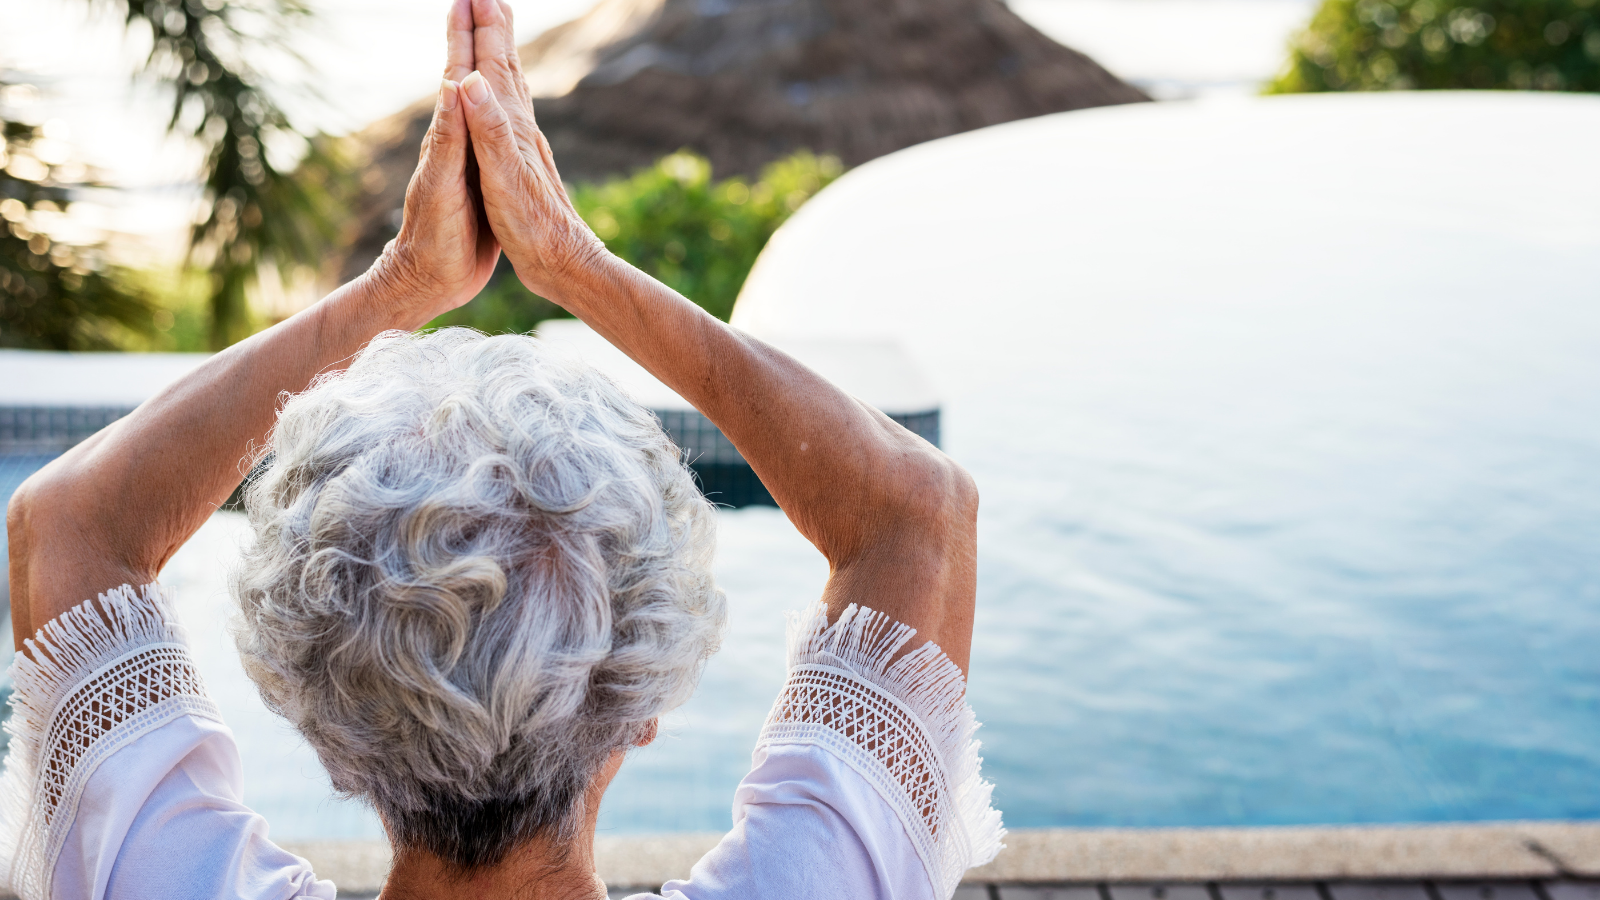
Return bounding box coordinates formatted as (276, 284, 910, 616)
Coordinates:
(232, 328, 723, 869)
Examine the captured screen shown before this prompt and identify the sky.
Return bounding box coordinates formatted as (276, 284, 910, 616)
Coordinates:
(0, 0, 1314, 263)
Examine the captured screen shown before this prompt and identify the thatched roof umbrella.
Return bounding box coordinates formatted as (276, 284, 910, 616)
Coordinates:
(337, 0, 1147, 282)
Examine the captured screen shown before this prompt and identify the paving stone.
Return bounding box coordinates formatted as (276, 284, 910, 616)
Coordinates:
(1220, 883, 1322, 900)
(1109, 884, 1213, 900)
(1000, 886, 1104, 900)
(1330, 883, 1432, 900)
(1543, 883, 1600, 900)
(954, 887, 996, 900)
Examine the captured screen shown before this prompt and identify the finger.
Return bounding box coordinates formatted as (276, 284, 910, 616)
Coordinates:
(459, 70, 526, 194)
(408, 80, 469, 211)
(532, 129, 564, 198)
(443, 0, 474, 82)
(470, 0, 537, 140)
(473, 0, 559, 185)
(428, 79, 469, 175)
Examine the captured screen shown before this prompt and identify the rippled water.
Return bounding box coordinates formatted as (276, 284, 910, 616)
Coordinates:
(723, 93, 1600, 832)
(8, 282, 1596, 839)
(956, 340, 1600, 829)
(5, 97, 1600, 838)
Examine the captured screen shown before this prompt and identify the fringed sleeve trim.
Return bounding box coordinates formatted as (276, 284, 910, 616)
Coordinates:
(0, 583, 218, 900)
(758, 602, 1005, 899)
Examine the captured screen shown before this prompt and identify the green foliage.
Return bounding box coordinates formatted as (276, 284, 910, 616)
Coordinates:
(578, 150, 844, 322)
(1, 86, 157, 350)
(113, 266, 215, 352)
(432, 149, 843, 334)
(1270, 0, 1600, 92)
(112, 0, 353, 348)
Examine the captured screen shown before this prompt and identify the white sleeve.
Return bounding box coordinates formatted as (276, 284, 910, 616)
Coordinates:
(0, 584, 334, 900)
(654, 603, 1006, 900)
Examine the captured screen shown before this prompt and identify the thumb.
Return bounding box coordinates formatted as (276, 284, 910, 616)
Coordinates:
(458, 70, 523, 188)
(419, 79, 468, 179)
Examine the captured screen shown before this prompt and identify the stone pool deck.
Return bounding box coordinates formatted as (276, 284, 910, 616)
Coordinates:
(284, 821, 1600, 898)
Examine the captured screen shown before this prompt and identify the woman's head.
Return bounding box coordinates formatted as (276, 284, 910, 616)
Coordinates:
(232, 327, 723, 869)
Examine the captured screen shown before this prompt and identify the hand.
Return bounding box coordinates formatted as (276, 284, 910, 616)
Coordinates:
(370, 0, 501, 327)
(455, 0, 608, 302)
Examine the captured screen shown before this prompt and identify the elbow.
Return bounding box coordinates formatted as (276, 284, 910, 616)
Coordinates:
(6, 472, 43, 609)
(6, 468, 57, 564)
(928, 455, 979, 522)
(7, 472, 39, 556)
(6, 460, 84, 560)
(6, 466, 80, 644)
(884, 449, 979, 532)
(938, 456, 980, 524)
(951, 455, 979, 507)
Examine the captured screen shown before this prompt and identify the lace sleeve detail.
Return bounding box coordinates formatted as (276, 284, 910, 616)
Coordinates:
(0, 583, 219, 900)
(757, 603, 1005, 899)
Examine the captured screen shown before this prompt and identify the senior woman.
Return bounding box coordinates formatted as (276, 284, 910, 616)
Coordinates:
(0, 1, 1001, 897)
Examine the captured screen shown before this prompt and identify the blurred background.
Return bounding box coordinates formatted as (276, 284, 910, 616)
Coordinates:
(3, 0, 1595, 349)
(1, 0, 1598, 841)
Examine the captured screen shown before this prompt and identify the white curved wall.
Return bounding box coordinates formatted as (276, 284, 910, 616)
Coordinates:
(733, 92, 1600, 386)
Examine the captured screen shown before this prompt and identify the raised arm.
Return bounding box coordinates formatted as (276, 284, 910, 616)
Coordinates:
(456, 0, 977, 668)
(7, 0, 498, 650)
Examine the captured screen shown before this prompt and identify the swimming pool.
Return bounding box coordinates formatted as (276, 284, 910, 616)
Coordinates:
(3, 94, 1598, 839)
(36, 389, 1600, 841)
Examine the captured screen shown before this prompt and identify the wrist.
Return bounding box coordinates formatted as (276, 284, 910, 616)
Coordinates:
(359, 241, 446, 331)
(525, 241, 627, 314)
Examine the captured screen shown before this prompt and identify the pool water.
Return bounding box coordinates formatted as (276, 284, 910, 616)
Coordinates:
(724, 94, 1600, 833)
(3, 98, 1599, 839)
(9, 314, 1597, 840)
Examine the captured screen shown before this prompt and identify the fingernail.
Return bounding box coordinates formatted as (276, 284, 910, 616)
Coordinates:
(439, 79, 458, 112)
(463, 71, 489, 104)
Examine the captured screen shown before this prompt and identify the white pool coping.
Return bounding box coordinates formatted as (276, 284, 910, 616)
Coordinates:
(0, 330, 940, 416)
(276, 821, 1600, 892)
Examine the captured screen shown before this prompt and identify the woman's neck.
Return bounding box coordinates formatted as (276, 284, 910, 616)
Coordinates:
(378, 751, 624, 900)
(380, 833, 610, 900)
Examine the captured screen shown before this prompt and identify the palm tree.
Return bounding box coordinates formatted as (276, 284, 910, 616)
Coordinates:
(0, 80, 155, 351)
(114, 0, 350, 348)
(1, 1, 350, 351)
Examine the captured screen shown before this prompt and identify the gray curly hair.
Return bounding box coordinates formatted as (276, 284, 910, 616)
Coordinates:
(231, 328, 724, 870)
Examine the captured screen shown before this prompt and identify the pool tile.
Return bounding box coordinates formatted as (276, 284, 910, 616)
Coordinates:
(1543, 884, 1600, 900)
(1001, 886, 1103, 900)
(1435, 884, 1540, 900)
(1110, 884, 1212, 900)
(1330, 884, 1431, 900)
(1220, 884, 1322, 900)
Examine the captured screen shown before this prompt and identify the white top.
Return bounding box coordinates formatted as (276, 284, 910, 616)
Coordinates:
(0, 585, 1002, 900)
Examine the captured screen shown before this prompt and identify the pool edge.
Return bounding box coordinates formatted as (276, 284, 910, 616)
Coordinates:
(272, 821, 1600, 892)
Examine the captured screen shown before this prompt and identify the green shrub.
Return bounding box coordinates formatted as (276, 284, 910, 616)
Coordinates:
(431, 149, 843, 334)
(1269, 0, 1600, 92)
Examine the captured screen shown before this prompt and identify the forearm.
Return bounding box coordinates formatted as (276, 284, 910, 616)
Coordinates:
(549, 253, 959, 555)
(8, 268, 420, 649)
(545, 253, 978, 666)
